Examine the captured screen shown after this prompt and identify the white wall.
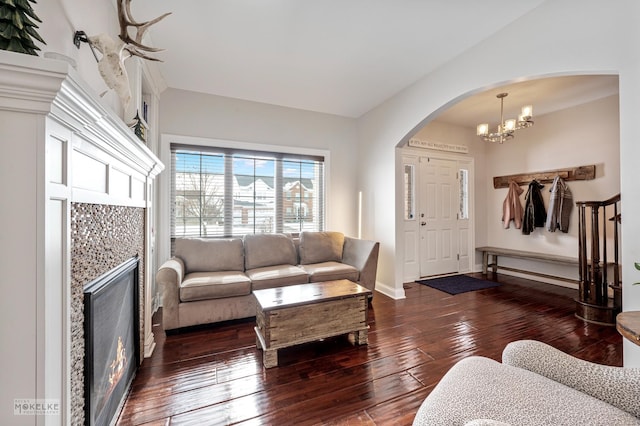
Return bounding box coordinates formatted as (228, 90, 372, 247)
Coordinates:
(357, 0, 640, 365)
(35, 0, 125, 114)
(156, 88, 359, 263)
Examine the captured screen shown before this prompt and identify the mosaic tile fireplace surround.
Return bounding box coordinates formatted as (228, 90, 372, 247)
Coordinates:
(71, 203, 145, 424)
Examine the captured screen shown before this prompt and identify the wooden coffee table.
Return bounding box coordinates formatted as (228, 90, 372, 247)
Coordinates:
(254, 279, 371, 368)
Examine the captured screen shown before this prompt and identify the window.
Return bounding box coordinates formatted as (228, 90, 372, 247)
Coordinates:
(459, 168, 469, 220)
(171, 145, 325, 238)
(404, 164, 415, 220)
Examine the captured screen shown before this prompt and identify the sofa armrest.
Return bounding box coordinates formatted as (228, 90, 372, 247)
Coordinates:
(502, 339, 640, 418)
(156, 257, 185, 331)
(342, 237, 379, 292)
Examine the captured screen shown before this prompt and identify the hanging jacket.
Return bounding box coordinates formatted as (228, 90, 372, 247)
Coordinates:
(502, 180, 524, 229)
(522, 180, 546, 235)
(546, 176, 573, 232)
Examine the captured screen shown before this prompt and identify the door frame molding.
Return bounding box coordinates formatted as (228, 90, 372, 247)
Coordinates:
(401, 147, 475, 282)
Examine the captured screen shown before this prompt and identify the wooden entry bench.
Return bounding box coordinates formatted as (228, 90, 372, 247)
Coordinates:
(477, 246, 579, 284)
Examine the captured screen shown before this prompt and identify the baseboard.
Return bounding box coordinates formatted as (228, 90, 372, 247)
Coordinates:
(375, 280, 406, 300)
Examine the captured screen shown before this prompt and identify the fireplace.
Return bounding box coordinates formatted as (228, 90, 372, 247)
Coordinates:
(84, 257, 140, 426)
(0, 51, 163, 425)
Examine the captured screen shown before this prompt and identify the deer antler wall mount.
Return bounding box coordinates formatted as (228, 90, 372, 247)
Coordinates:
(74, 0, 171, 109)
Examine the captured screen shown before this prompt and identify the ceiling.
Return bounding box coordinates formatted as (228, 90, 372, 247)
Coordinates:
(435, 75, 619, 129)
(128, 2, 618, 124)
(130, 0, 549, 118)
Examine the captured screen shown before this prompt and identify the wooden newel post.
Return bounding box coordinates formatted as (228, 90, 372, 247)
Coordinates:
(575, 194, 621, 325)
(577, 204, 587, 301)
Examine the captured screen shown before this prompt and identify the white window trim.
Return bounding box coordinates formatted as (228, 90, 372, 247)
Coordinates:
(157, 134, 331, 264)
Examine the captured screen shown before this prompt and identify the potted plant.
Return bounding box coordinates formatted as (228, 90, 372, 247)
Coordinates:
(0, 0, 45, 55)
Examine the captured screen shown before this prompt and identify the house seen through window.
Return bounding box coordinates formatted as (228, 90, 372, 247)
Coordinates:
(171, 145, 325, 238)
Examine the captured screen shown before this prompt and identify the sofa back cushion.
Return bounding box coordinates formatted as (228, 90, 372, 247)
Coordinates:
(175, 238, 245, 273)
(299, 231, 345, 265)
(244, 233, 298, 270)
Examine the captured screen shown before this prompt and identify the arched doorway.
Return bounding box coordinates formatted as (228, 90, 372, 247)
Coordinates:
(400, 75, 620, 285)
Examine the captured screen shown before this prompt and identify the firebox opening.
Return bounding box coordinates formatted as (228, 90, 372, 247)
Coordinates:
(83, 256, 140, 426)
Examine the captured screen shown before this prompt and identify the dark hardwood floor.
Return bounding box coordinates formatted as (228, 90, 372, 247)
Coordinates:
(118, 273, 623, 425)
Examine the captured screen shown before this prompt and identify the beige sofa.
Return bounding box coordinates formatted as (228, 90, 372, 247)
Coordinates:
(413, 340, 640, 426)
(157, 231, 379, 331)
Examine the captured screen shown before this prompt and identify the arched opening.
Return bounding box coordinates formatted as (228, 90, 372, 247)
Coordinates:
(398, 75, 620, 288)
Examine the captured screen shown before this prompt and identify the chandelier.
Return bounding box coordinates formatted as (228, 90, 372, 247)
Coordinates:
(476, 92, 533, 143)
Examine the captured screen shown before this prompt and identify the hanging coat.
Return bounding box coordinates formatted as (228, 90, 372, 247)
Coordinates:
(502, 180, 524, 229)
(546, 176, 573, 232)
(522, 180, 546, 235)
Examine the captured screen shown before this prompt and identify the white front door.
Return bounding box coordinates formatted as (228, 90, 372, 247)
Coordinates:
(419, 157, 459, 276)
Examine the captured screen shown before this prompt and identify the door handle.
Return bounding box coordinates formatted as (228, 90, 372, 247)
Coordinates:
(421, 221, 426, 226)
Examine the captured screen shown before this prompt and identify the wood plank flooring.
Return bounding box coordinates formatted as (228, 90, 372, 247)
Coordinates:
(118, 273, 622, 425)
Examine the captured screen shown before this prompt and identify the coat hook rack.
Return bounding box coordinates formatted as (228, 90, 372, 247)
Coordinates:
(493, 165, 596, 189)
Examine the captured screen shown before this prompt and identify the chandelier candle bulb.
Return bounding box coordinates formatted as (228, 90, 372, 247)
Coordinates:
(477, 123, 489, 136)
(505, 119, 516, 131)
(521, 105, 533, 119)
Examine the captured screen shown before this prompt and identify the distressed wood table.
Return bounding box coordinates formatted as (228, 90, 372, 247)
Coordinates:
(254, 279, 371, 368)
(616, 311, 640, 347)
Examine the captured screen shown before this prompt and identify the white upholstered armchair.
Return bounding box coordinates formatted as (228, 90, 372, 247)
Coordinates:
(413, 340, 640, 426)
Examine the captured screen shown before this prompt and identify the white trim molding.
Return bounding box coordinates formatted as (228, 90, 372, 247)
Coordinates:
(0, 50, 163, 183)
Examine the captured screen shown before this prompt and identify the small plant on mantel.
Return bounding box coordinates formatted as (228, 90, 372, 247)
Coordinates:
(130, 111, 146, 143)
(634, 262, 640, 285)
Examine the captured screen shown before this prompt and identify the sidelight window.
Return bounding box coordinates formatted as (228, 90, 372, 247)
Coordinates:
(404, 164, 415, 220)
(459, 168, 469, 220)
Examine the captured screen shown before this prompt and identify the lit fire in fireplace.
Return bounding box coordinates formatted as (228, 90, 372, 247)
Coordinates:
(108, 336, 127, 390)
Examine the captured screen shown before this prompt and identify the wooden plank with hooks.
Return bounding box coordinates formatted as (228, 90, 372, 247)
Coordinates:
(493, 165, 596, 189)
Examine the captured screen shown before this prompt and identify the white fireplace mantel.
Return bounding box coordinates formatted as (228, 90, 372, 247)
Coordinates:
(0, 50, 163, 425)
(0, 50, 163, 181)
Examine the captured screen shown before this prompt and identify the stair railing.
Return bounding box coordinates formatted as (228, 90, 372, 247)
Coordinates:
(575, 193, 621, 324)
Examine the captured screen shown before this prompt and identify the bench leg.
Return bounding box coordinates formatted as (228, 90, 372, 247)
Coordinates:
(491, 255, 498, 274)
(482, 251, 489, 274)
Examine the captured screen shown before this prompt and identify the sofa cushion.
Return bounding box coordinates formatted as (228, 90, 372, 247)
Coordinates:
(180, 271, 251, 302)
(244, 233, 297, 270)
(299, 261, 359, 283)
(412, 356, 639, 426)
(246, 265, 309, 290)
(175, 238, 245, 273)
(299, 231, 345, 265)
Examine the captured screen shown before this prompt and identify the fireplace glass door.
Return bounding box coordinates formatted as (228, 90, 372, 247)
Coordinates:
(84, 256, 140, 426)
